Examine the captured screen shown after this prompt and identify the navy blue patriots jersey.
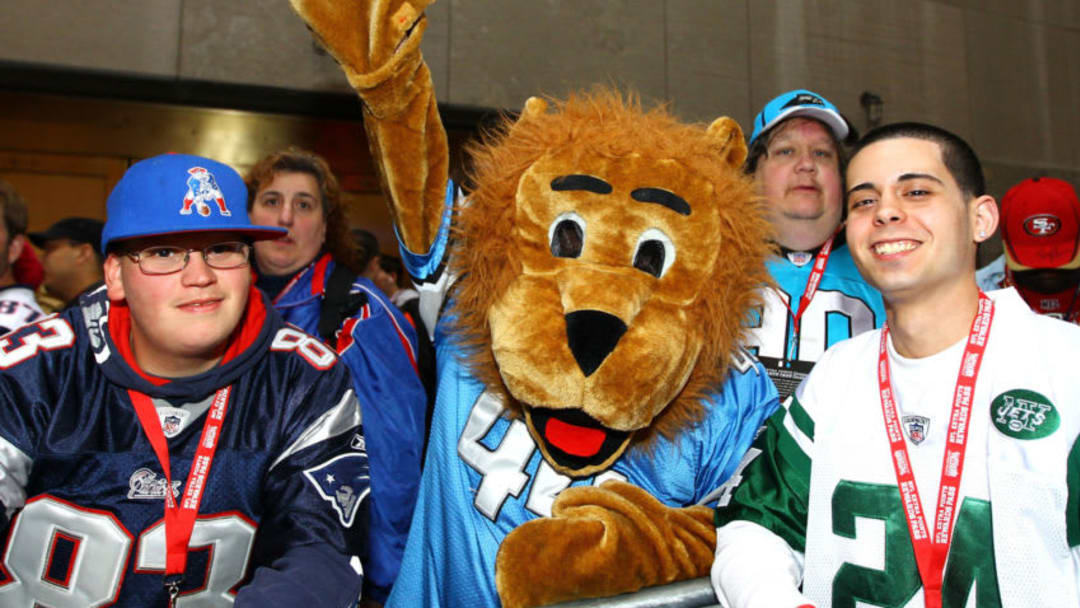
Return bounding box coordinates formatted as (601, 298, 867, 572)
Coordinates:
(0, 285, 369, 607)
(265, 253, 427, 603)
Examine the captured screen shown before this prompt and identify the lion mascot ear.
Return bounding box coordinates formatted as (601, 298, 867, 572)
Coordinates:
(520, 96, 549, 120)
(706, 116, 747, 170)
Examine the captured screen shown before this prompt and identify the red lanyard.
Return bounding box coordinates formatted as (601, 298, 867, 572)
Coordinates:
(129, 386, 233, 604)
(781, 231, 837, 361)
(877, 293, 994, 608)
(270, 254, 332, 306)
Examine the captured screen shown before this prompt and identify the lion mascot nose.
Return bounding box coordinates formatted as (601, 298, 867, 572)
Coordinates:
(564, 310, 628, 377)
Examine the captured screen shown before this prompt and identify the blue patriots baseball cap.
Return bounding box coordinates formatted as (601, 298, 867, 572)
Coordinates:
(748, 89, 849, 147)
(101, 153, 286, 253)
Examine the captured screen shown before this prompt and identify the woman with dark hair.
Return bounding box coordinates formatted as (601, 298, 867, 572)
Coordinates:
(246, 148, 426, 605)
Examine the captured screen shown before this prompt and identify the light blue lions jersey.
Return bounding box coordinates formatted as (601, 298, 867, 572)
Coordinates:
(387, 182, 780, 607)
(745, 242, 885, 401)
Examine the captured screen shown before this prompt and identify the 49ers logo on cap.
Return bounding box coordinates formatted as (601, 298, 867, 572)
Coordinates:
(1023, 214, 1061, 237)
(181, 167, 232, 218)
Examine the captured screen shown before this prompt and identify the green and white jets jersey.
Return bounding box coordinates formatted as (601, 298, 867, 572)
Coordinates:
(713, 289, 1080, 608)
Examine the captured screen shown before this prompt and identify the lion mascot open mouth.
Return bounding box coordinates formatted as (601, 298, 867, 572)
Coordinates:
(288, 1, 780, 606)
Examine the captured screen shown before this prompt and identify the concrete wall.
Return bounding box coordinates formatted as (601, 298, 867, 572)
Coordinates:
(2, 0, 1078, 198)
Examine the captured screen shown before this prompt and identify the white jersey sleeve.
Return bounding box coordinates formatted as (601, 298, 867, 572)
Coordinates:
(711, 343, 843, 608)
(712, 520, 809, 608)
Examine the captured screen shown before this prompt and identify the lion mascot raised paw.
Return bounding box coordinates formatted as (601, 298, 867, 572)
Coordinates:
(288, 1, 780, 606)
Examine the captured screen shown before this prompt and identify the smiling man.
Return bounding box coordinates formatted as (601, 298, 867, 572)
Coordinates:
(0, 154, 371, 607)
(712, 123, 1080, 607)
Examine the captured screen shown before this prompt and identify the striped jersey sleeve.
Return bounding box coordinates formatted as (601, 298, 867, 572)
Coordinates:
(714, 391, 814, 554)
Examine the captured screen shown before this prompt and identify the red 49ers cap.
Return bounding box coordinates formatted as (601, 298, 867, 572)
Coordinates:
(1001, 177, 1080, 270)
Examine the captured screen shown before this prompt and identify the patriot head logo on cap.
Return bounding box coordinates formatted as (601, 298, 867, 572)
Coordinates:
(101, 153, 286, 253)
(749, 88, 850, 146)
(181, 167, 231, 217)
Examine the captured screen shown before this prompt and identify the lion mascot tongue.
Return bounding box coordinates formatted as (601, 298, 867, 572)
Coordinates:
(288, 1, 779, 606)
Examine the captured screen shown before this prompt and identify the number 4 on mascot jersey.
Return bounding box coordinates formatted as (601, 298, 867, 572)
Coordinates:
(286, 1, 781, 606)
(0, 153, 373, 607)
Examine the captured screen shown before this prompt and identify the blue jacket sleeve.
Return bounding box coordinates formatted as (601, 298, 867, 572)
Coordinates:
(336, 279, 427, 603)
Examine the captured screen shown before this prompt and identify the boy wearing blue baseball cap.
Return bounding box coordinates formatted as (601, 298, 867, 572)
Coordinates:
(742, 89, 885, 401)
(0, 153, 370, 606)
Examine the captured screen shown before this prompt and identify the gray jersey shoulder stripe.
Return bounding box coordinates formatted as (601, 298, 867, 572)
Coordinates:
(0, 435, 31, 519)
(270, 389, 361, 471)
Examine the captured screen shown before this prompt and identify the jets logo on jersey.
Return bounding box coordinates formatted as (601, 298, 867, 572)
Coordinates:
(902, 415, 929, 445)
(1023, 214, 1061, 237)
(303, 453, 371, 527)
(128, 467, 182, 500)
(992, 389, 1060, 439)
(181, 167, 232, 217)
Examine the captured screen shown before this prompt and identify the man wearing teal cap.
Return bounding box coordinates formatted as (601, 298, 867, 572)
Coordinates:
(743, 89, 886, 401)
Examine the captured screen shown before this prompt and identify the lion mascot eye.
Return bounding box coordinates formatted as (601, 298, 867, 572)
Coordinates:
(549, 212, 586, 258)
(632, 228, 675, 278)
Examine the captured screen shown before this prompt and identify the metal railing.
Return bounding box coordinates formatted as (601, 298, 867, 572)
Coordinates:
(546, 577, 719, 608)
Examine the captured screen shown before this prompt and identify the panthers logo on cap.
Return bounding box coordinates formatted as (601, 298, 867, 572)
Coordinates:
(181, 167, 232, 218)
(784, 93, 825, 108)
(1023, 214, 1061, 237)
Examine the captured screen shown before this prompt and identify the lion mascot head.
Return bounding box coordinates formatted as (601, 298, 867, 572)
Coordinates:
(449, 89, 772, 477)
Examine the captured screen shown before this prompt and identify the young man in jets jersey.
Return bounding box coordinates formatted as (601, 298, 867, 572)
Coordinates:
(744, 90, 885, 401)
(712, 123, 1080, 606)
(0, 154, 370, 607)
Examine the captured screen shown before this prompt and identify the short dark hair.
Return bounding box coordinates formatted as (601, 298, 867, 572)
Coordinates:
(744, 116, 854, 176)
(851, 122, 986, 200)
(351, 228, 380, 271)
(378, 254, 405, 287)
(0, 179, 29, 238)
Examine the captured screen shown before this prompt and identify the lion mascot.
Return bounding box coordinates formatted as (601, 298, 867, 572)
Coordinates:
(288, 1, 780, 606)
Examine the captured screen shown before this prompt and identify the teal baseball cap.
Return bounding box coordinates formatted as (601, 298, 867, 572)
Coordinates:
(749, 89, 849, 146)
(102, 153, 286, 253)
